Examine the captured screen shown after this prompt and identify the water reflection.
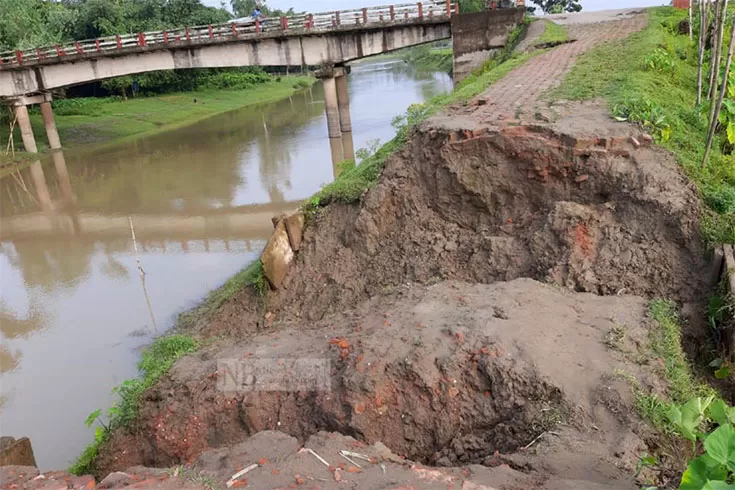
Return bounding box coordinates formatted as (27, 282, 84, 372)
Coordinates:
(0, 58, 451, 470)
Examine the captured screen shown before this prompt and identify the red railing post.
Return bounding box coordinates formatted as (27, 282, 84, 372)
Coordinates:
(490, 0, 496, 9)
(231, 23, 238, 37)
(336, 11, 341, 25)
(163, 31, 169, 43)
(208, 25, 214, 38)
(116, 35, 122, 49)
(186, 27, 191, 41)
(256, 18, 261, 33)
(454, 2, 460, 14)
(281, 16, 288, 30)
(446, 0, 452, 16)
(418, 2, 423, 19)
(56, 45, 65, 56)
(137, 32, 147, 47)
(95, 39, 102, 51)
(308, 13, 314, 29)
(76, 42, 84, 54)
(363, 8, 368, 24)
(390, 5, 395, 21)
(15, 51, 23, 64)
(36, 48, 44, 60)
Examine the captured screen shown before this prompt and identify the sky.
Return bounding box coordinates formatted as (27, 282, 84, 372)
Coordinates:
(203, 0, 668, 12)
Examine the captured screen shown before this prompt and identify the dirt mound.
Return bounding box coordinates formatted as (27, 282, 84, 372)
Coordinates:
(255, 108, 705, 327)
(96, 278, 663, 488)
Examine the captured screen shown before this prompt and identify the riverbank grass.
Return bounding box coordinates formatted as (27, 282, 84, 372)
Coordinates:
(0, 76, 313, 156)
(549, 7, 734, 244)
(70, 334, 199, 476)
(534, 20, 569, 47)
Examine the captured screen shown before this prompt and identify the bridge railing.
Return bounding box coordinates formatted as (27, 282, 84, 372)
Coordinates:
(0, 0, 454, 69)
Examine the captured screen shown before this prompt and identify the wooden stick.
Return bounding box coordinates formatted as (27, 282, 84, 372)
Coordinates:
(703, 14, 735, 167)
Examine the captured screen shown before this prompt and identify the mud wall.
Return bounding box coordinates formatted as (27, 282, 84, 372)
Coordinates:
(451, 8, 525, 82)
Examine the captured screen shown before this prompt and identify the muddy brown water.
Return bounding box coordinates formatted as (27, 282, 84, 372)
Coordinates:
(0, 59, 452, 470)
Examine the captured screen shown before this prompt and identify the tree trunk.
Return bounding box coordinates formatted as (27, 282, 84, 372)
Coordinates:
(710, 0, 729, 100)
(703, 16, 735, 167)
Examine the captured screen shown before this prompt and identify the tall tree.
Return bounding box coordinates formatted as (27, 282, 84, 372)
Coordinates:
(529, 0, 582, 14)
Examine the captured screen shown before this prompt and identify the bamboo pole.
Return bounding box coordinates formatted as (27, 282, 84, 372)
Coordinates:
(703, 14, 735, 167)
(690, 0, 694, 41)
(708, 0, 722, 100)
(697, 0, 709, 105)
(710, 0, 729, 100)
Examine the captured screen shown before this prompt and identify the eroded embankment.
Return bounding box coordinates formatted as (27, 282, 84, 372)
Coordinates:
(264, 111, 706, 325)
(92, 106, 708, 489)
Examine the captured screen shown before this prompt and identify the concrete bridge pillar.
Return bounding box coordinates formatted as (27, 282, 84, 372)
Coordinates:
(335, 73, 355, 162)
(39, 94, 62, 150)
(12, 103, 38, 153)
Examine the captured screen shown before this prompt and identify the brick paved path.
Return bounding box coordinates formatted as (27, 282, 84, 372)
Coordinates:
(464, 10, 649, 123)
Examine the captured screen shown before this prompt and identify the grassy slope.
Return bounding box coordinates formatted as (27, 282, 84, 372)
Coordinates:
(401, 46, 454, 72)
(550, 7, 735, 244)
(534, 20, 569, 47)
(0, 77, 313, 158)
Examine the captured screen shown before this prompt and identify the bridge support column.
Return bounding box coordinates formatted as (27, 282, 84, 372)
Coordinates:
(322, 76, 343, 140)
(335, 73, 355, 161)
(12, 103, 38, 153)
(39, 94, 62, 150)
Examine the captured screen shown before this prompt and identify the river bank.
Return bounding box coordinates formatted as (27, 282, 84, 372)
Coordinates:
(50, 7, 735, 490)
(0, 58, 453, 473)
(0, 76, 314, 165)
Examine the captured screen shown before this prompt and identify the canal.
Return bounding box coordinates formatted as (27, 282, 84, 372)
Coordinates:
(0, 59, 452, 470)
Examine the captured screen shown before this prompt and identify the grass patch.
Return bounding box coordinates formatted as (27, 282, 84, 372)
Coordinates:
(534, 20, 569, 47)
(177, 259, 268, 330)
(623, 300, 717, 432)
(549, 6, 735, 244)
(0, 76, 314, 154)
(401, 44, 454, 72)
(303, 20, 533, 214)
(70, 334, 199, 476)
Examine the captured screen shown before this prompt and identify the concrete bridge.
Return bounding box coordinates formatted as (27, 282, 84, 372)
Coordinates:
(0, 1, 524, 169)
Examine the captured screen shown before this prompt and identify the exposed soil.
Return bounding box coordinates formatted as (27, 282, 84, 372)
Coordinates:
(265, 108, 704, 326)
(52, 10, 713, 489)
(97, 278, 664, 487)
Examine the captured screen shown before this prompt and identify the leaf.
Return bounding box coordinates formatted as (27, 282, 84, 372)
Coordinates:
(703, 481, 735, 490)
(680, 455, 728, 490)
(84, 409, 102, 428)
(716, 366, 731, 379)
(709, 399, 731, 426)
(727, 122, 735, 145)
(704, 424, 735, 471)
(710, 358, 724, 368)
(670, 396, 715, 441)
(660, 126, 672, 142)
(94, 426, 105, 444)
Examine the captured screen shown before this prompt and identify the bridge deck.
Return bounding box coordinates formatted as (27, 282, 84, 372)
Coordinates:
(0, 1, 453, 71)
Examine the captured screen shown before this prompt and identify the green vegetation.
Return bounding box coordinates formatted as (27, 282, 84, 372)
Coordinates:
(549, 7, 735, 244)
(401, 45, 453, 73)
(70, 334, 199, 476)
(534, 20, 569, 47)
(177, 259, 268, 329)
(0, 76, 314, 156)
(616, 300, 716, 436)
(303, 20, 532, 215)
